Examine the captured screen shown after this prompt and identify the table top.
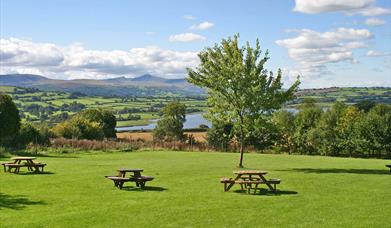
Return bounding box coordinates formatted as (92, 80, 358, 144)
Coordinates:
(11, 157, 36, 160)
(234, 170, 267, 175)
(117, 168, 143, 172)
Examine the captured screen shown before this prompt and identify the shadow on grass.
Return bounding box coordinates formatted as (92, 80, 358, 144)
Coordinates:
(233, 189, 298, 196)
(0, 193, 46, 210)
(17, 171, 55, 175)
(121, 186, 167, 192)
(279, 168, 390, 175)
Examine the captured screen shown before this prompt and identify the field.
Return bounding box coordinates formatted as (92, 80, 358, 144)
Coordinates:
(1, 85, 391, 128)
(1, 151, 390, 227)
(0, 86, 206, 127)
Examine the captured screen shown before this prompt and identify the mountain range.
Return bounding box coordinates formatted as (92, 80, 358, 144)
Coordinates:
(0, 74, 205, 97)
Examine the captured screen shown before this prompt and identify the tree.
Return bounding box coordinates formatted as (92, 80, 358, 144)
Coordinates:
(272, 110, 296, 153)
(187, 34, 300, 167)
(293, 105, 323, 154)
(153, 102, 186, 142)
(0, 94, 21, 146)
(206, 121, 233, 151)
(80, 109, 117, 138)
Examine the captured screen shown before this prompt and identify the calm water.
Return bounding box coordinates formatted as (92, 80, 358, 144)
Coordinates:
(116, 113, 211, 131)
(116, 108, 300, 131)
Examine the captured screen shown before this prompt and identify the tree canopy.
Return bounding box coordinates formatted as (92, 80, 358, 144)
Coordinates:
(187, 34, 300, 167)
(153, 102, 186, 142)
(0, 94, 21, 146)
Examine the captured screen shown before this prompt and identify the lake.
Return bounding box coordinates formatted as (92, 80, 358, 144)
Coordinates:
(116, 113, 211, 131)
(116, 108, 301, 131)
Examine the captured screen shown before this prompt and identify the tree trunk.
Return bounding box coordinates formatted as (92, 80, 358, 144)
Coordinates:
(239, 140, 244, 168)
(238, 113, 244, 168)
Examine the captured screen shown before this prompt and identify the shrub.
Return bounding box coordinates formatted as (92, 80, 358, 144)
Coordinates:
(206, 122, 233, 151)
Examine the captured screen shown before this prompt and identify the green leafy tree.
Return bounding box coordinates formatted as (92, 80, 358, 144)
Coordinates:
(206, 121, 233, 151)
(80, 109, 117, 138)
(15, 122, 40, 148)
(153, 102, 186, 142)
(0, 94, 21, 146)
(293, 105, 323, 154)
(187, 34, 300, 167)
(313, 102, 347, 156)
(272, 110, 296, 153)
(336, 106, 363, 156)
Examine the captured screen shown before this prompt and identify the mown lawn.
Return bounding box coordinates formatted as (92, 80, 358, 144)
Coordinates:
(1, 151, 390, 227)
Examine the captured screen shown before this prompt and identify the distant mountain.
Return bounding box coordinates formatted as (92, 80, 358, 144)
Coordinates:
(0, 74, 205, 97)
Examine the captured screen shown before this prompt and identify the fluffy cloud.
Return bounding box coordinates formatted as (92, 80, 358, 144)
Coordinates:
(168, 33, 206, 42)
(0, 38, 199, 79)
(190, 21, 214, 30)
(364, 18, 385, 26)
(276, 28, 372, 77)
(293, 0, 390, 16)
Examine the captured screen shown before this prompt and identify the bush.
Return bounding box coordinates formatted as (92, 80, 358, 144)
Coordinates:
(53, 116, 104, 140)
(53, 108, 116, 140)
(13, 122, 53, 148)
(206, 122, 233, 151)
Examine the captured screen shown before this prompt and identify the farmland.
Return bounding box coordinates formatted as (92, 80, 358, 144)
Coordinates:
(1, 85, 390, 128)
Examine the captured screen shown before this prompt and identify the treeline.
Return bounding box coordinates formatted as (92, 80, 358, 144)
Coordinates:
(207, 99, 391, 158)
(0, 94, 117, 150)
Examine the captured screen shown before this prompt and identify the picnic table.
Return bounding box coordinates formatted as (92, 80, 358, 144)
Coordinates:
(221, 170, 280, 194)
(106, 168, 154, 189)
(1, 157, 46, 173)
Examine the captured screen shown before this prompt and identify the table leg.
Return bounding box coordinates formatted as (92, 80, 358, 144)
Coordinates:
(259, 174, 275, 191)
(226, 174, 242, 191)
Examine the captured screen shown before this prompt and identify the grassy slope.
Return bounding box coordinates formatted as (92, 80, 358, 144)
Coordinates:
(1, 151, 390, 227)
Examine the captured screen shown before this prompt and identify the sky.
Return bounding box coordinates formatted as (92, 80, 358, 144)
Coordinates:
(0, 0, 390, 88)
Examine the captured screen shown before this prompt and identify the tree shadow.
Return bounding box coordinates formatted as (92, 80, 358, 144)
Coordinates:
(233, 188, 298, 196)
(0, 193, 46, 210)
(278, 168, 390, 175)
(17, 171, 55, 175)
(121, 186, 167, 192)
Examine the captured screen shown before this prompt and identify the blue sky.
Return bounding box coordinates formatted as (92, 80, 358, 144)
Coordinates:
(0, 0, 390, 88)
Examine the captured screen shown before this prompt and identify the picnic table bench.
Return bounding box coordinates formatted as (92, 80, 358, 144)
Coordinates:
(386, 165, 391, 172)
(1, 157, 46, 173)
(105, 168, 154, 189)
(220, 170, 281, 194)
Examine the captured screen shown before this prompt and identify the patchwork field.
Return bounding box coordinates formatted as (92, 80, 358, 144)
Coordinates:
(1, 151, 390, 227)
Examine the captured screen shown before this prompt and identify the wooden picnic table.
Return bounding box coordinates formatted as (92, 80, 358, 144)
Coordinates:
(106, 168, 153, 189)
(225, 170, 275, 192)
(117, 168, 144, 178)
(2, 157, 46, 173)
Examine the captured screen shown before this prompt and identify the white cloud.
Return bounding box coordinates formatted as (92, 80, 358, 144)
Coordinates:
(0, 38, 199, 79)
(276, 28, 372, 77)
(294, 0, 373, 14)
(293, 0, 390, 16)
(367, 50, 389, 57)
(190, 21, 214, 30)
(168, 33, 206, 42)
(356, 7, 391, 16)
(183, 15, 196, 20)
(364, 18, 385, 26)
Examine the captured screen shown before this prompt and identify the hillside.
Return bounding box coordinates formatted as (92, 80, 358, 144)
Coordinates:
(0, 74, 204, 97)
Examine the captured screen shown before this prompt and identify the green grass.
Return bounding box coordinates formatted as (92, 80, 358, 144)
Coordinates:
(1, 151, 390, 227)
